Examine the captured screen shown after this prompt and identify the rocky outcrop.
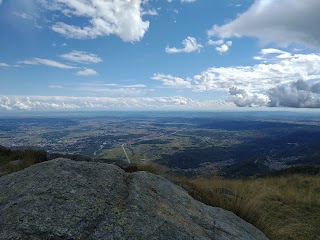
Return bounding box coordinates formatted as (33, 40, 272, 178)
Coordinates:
(0, 158, 268, 240)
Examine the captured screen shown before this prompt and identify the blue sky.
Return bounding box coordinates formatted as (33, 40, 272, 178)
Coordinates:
(1, 0, 320, 111)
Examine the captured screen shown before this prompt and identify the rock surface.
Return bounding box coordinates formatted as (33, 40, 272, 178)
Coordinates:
(0, 158, 268, 240)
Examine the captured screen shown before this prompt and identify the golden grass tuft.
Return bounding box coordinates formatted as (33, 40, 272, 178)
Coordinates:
(136, 161, 167, 176)
(180, 174, 320, 240)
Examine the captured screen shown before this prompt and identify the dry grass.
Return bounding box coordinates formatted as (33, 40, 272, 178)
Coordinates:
(180, 175, 320, 240)
(137, 161, 320, 239)
(136, 161, 167, 176)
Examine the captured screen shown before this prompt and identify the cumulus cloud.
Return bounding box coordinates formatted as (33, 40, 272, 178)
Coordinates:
(41, 0, 149, 42)
(227, 80, 320, 108)
(0, 95, 231, 111)
(153, 49, 320, 108)
(208, 39, 232, 54)
(18, 58, 76, 69)
(311, 82, 320, 94)
(165, 37, 203, 54)
(208, 0, 320, 47)
(268, 80, 320, 108)
(216, 41, 232, 54)
(152, 73, 192, 88)
(228, 86, 270, 107)
(193, 51, 320, 92)
(76, 68, 97, 76)
(60, 51, 103, 64)
(155, 51, 320, 93)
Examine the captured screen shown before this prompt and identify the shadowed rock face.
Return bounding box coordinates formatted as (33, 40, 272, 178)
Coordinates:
(0, 158, 268, 240)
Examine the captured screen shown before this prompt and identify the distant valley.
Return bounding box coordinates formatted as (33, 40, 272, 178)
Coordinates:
(1, 111, 320, 178)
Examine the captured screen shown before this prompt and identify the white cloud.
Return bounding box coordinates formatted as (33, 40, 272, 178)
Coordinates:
(193, 51, 320, 92)
(152, 73, 192, 88)
(18, 58, 76, 69)
(216, 41, 232, 54)
(76, 68, 97, 76)
(60, 51, 103, 64)
(253, 48, 294, 61)
(142, 9, 158, 16)
(261, 49, 293, 59)
(252, 56, 264, 61)
(53, 42, 68, 48)
(165, 37, 203, 54)
(207, 39, 224, 46)
(167, 0, 196, 3)
(14, 12, 34, 20)
(226, 41, 232, 46)
(123, 84, 147, 88)
(260, 48, 287, 55)
(208, 0, 320, 48)
(42, 0, 149, 42)
(153, 50, 320, 108)
(216, 44, 229, 54)
(0, 63, 10, 67)
(276, 53, 293, 59)
(208, 39, 232, 54)
(0, 0, 3, 6)
(228, 86, 270, 107)
(228, 80, 320, 108)
(0, 95, 232, 111)
(48, 85, 64, 89)
(181, 0, 196, 2)
(253, 48, 294, 63)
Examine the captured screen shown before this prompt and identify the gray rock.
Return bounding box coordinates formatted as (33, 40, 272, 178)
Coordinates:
(0, 158, 268, 240)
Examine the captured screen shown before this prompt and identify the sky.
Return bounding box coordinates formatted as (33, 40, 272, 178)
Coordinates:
(1, 0, 320, 111)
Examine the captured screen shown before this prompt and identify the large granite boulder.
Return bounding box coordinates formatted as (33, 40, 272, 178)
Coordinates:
(0, 158, 268, 240)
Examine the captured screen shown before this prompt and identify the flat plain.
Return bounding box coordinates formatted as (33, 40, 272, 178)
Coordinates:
(1, 111, 320, 177)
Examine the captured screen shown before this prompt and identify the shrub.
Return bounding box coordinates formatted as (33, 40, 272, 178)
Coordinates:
(0, 146, 47, 176)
